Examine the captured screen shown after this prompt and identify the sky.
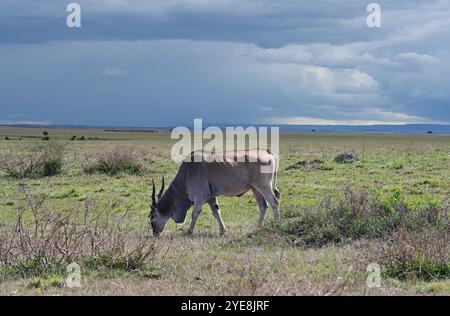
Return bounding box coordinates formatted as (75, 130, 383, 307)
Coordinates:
(0, 0, 449, 126)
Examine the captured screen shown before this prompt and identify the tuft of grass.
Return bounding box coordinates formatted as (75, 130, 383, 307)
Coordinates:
(0, 257, 66, 280)
(27, 275, 65, 290)
(84, 245, 156, 272)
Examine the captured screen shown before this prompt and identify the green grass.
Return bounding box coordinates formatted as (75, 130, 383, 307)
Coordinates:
(0, 127, 449, 295)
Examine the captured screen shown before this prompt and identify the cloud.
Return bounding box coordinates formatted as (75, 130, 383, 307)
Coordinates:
(0, 114, 50, 125)
(395, 52, 439, 67)
(259, 106, 275, 112)
(270, 109, 436, 125)
(0, 1, 449, 125)
(270, 117, 412, 126)
(0, 120, 51, 125)
(101, 67, 128, 77)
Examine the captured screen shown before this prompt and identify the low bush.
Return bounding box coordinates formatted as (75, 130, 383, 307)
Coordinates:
(334, 151, 360, 163)
(83, 147, 144, 175)
(43, 156, 63, 176)
(377, 203, 449, 281)
(247, 187, 449, 281)
(0, 143, 65, 178)
(285, 159, 333, 171)
(0, 188, 157, 281)
(380, 229, 449, 281)
(250, 187, 447, 247)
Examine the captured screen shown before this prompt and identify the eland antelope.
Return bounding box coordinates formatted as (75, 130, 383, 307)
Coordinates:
(149, 149, 280, 236)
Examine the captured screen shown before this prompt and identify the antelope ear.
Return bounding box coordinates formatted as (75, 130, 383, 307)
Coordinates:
(148, 204, 155, 218)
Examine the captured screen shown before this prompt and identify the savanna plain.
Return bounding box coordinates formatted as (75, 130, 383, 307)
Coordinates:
(0, 127, 449, 295)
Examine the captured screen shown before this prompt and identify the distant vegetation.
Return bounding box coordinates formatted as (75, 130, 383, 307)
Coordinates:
(104, 128, 169, 133)
(42, 131, 50, 141)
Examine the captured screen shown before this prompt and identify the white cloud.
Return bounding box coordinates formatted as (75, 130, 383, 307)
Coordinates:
(396, 52, 439, 66)
(269, 116, 411, 126)
(101, 67, 128, 77)
(0, 120, 50, 125)
(259, 106, 275, 112)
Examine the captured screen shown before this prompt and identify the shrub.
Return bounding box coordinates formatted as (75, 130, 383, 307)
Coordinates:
(0, 188, 157, 280)
(334, 151, 359, 163)
(250, 187, 447, 247)
(0, 143, 65, 178)
(379, 225, 449, 281)
(371, 200, 450, 281)
(70, 136, 77, 141)
(83, 147, 144, 175)
(43, 157, 63, 176)
(280, 188, 400, 246)
(285, 159, 332, 171)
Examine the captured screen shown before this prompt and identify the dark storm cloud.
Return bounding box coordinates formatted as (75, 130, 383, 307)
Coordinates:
(0, 0, 410, 46)
(0, 0, 449, 125)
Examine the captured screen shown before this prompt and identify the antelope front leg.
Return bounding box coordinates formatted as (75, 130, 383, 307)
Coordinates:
(188, 202, 203, 235)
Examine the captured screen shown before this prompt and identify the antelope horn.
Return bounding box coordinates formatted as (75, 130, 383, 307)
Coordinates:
(151, 179, 156, 206)
(158, 176, 165, 200)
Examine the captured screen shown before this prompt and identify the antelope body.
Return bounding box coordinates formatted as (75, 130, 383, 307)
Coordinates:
(149, 149, 280, 236)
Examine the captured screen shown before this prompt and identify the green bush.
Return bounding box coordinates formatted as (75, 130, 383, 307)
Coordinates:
(43, 157, 63, 176)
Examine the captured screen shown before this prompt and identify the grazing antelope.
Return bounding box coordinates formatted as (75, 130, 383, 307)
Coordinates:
(149, 149, 280, 236)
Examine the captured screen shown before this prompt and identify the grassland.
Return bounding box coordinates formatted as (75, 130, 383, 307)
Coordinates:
(0, 126, 449, 295)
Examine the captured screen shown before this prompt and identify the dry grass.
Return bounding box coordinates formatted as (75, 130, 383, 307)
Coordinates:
(0, 186, 157, 281)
